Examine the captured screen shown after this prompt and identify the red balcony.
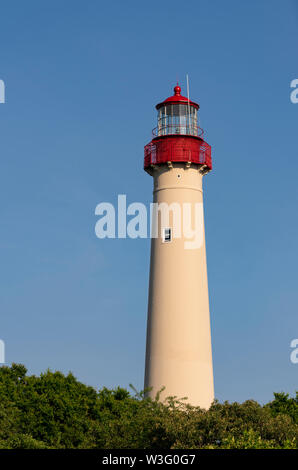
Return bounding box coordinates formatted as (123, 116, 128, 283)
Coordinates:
(144, 135, 212, 172)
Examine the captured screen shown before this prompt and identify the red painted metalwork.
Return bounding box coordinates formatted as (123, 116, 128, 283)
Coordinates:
(144, 135, 212, 171)
(156, 85, 199, 110)
(144, 85, 212, 173)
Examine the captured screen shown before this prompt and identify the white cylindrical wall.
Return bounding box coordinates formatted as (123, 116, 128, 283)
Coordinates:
(144, 163, 214, 409)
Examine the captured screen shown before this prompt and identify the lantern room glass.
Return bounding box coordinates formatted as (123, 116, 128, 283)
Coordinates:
(157, 104, 198, 137)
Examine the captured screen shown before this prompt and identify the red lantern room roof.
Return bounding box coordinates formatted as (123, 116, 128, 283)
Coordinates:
(156, 85, 200, 110)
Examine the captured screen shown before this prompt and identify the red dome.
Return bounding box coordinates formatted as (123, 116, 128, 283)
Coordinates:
(156, 85, 199, 110)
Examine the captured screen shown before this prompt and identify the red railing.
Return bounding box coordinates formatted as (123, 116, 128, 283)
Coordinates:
(144, 136, 212, 171)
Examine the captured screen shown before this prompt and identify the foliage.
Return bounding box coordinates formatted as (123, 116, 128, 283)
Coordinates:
(265, 392, 298, 424)
(0, 364, 297, 449)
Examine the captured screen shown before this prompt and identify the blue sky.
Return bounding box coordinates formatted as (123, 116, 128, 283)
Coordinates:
(0, 0, 297, 404)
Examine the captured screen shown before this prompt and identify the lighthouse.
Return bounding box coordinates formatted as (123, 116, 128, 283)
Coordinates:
(144, 84, 214, 409)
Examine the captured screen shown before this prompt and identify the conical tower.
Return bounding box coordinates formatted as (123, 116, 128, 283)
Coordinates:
(144, 85, 214, 409)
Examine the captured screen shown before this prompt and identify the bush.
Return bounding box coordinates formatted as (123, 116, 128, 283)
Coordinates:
(0, 364, 296, 449)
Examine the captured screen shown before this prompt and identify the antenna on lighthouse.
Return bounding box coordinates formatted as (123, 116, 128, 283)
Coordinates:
(186, 74, 190, 133)
(186, 74, 190, 99)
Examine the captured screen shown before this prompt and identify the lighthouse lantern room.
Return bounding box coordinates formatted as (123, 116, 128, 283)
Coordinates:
(144, 85, 212, 175)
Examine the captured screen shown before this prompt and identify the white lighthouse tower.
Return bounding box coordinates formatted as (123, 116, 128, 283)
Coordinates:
(144, 84, 214, 409)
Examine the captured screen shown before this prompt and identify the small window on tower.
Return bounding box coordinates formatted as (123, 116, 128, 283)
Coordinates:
(163, 228, 172, 243)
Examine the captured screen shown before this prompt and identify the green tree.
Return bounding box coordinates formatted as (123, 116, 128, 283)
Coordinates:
(0, 364, 296, 449)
